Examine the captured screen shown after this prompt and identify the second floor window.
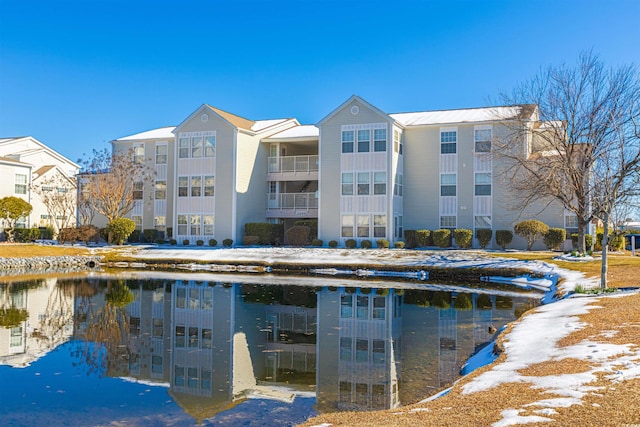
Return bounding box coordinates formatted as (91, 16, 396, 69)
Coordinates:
(155, 180, 166, 200)
(133, 145, 144, 163)
(133, 182, 143, 200)
(475, 128, 492, 152)
(342, 131, 354, 153)
(14, 174, 27, 194)
(156, 144, 167, 164)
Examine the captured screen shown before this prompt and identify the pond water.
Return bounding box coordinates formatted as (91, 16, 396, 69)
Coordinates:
(0, 273, 540, 426)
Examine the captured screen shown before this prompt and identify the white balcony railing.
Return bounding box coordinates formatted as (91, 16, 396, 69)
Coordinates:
(268, 155, 319, 174)
(268, 192, 318, 210)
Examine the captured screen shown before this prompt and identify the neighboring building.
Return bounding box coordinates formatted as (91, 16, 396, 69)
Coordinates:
(108, 96, 568, 249)
(0, 137, 79, 237)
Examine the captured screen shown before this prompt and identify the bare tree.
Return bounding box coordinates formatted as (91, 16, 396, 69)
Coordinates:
(31, 172, 77, 235)
(78, 147, 153, 230)
(494, 51, 640, 254)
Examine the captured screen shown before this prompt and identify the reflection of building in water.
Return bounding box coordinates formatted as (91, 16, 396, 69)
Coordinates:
(0, 279, 74, 367)
(316, 287, 402, 412)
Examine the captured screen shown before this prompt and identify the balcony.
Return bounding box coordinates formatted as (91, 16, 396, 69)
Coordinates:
(268, 155, 318, 181)
(267, 192, 318, 218)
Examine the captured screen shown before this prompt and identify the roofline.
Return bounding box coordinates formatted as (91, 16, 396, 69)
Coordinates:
(316, 94, 395, 126)
(0, 136, 80, 169)
(112, 126, 177, 143)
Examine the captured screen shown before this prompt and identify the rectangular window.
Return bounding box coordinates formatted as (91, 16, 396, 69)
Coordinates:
(342, 131, 354, 153)
(174, 366, 185, 386)
(191, 136, 203, 158)
(395, 215, 403, 240)
(204, 176, 215, 197)
(191, 176, 201, 197)
(441, 129, 457, 153)
(357, 215, 369, 238)
(475, 128, 492, 152)
(440, 215, 456, 228)
(155, 144, 167, 164)
(340, 294, 353, 318)
(374, 128, 386, 152)
(10, 326, 22, 347)
(394, 130, 401, 153)
(178, 138, 189, 158)
(357, 172, 370, 195)
(394, 174, 403, 196)
(373, 297, 385, 319)
(374, 215, 386, 238)
(14, 174, 27, 194)
(340, 337, 352, 361)
(357, 129, 370, 152)
(189, 288, 199, 310)
(356, 339, 368, 362)
(202, 329, 212, 349)
(203, 215, 214, 235)
(176, 288, 186, 308)
(154, 216, 165, 231)
(565, 215, 578, 229)
(187, 367, 198, 388)
(188, 327, 199, 348)
(440, 174, 456, 196)
(190, 214, 201, 235)
(175, 326, 185, 348)
(132, 215, 142, 230)
(133, 182, 143, 200)
(475, 173, 492, 196)
(177, 215, 188, 235)
(474, 215, 492, 229)
(201, 369, 212, 390)
(155, 180, 166, 200)
(341, 173, 354, 195)
(341, 215, 354, 238)
(152, 355, 163, 374)
(204, 136, 216, 157)
(202, 288, 213, 310)
(153, 318, 163, 337)
(374, 172, 386, 195)
(133, 144, 144, 164)
(178, 176, 188, 197)
(130, 317, 141, 335)
(373, 339, 385, 364)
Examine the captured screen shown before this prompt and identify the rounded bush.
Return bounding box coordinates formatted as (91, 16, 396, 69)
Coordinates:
(433, 229, 452, 248)
(286, 225, 311, 246)
(328, 240, 338, 248)
(169, 239, 177, 245)
(543, 228, 566, 250)
(223, 238, 233, 247)
(454, 229, 473, 249)
(345, 239, 357, 248)
(376, 239, 390, 249)
(514, 219, 549, 251)
(496, 230, 513, 250)
(182, 239, 190, 246)
(208, 239, 217, 247)
(476, 229, 492, 249)
(571, 233, 593, 251)
(361, 239, 372, 249)
(155, 238, 165, 244)
(404, 230, 417, 249)
(394, 241, 405, 249)
(107, 218, 136, 245)
(196, 239, 204, 246)
(311, 238, 323, 247)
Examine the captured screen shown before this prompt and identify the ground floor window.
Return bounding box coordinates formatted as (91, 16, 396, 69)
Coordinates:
(440, 216, 456, 228)
(342, 215, 354, 238)
(474, 215, 491, 229)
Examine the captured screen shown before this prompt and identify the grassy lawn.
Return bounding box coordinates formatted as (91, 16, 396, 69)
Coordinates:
(490, 250, 640, 288)
(0, 243, 92, 258)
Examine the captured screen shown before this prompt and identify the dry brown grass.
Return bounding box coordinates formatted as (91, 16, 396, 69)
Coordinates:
(0, 243, 91, 257)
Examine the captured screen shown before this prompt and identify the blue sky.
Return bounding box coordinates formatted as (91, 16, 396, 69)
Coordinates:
(1, 0, 639, 164)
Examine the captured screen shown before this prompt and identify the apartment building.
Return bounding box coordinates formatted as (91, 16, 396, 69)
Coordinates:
(110, 95, 567, 249)
(0, 137, 79, 236)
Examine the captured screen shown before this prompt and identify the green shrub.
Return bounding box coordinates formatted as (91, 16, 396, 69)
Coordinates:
(454, 293, 472, 310)
(415, 230, 432, 247)
(77, 225, 100, 244)
(345, 239, 357, 248)
(394, 241, 405, 249)
(128, 229, 141, 243)
(14, 227, 39, 242)
(476, 229, 492, 249)
(107, 218, 136, 245)
(311, 238, 323, 247)
(58, 227, 78, 244)
(223, 238, 233, 247)
(433, 229, 452, 248)
(182, 239, 190, 245)
(404, 230, 417, 249)
(376, 239, 390, 248)
(169, 239, 177, 245)
(514, 219, 549, 251)
(543, 228, 566, 250)
(166, 227, 173, 239)
(454, 229, 473, 248)
(155, 238, 165, 244)
(196, 239, 204, 246)
(361, 239, 372, 249)
(328, 240, 338, 248)
(208, 239, 217, 247)
(286, 225, 311, 246)
(40, 226, 54, 240)
(609, 234, 625, 251)
(432, 291, 451, 309)
(496, 230, 513, 250)
(243, 235, 259, 245)
(294, 219, 318, 240)
(571, 233, 593, 250)
(244, 222, 283, 245)
(143, 229, 158, 243)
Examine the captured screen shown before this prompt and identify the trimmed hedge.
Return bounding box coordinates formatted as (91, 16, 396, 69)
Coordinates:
(433, 229, 452, 248)
(476, 229, 492, 249)
(209, 239, 217, 247)
(107, 218, 136, 245)
(311, 238, 323, 247)
(394, 241, 405, 249)
(286, 226, 311, 246)
(361, 239, 372, 249)
(543, 227, 566, 250)
(223, 238, 233, 247)
(196, 239, 204, 246)
(128, 229, 141, 243)
(328, 240, 338, 248)
(454, 229, 473, 249)
(182, 239, 190, 245)
(243, 235, 259, 245)
(143, 229, 158, 243)
(404, 230, 417, 249)
(244, 222, 284, 245)
(496, 230, 513, 250)
(376, 239, 390, 248)
(294, 219, 318, 240)
(416, 230, 432, 247)
(345, 239, 357, 248)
